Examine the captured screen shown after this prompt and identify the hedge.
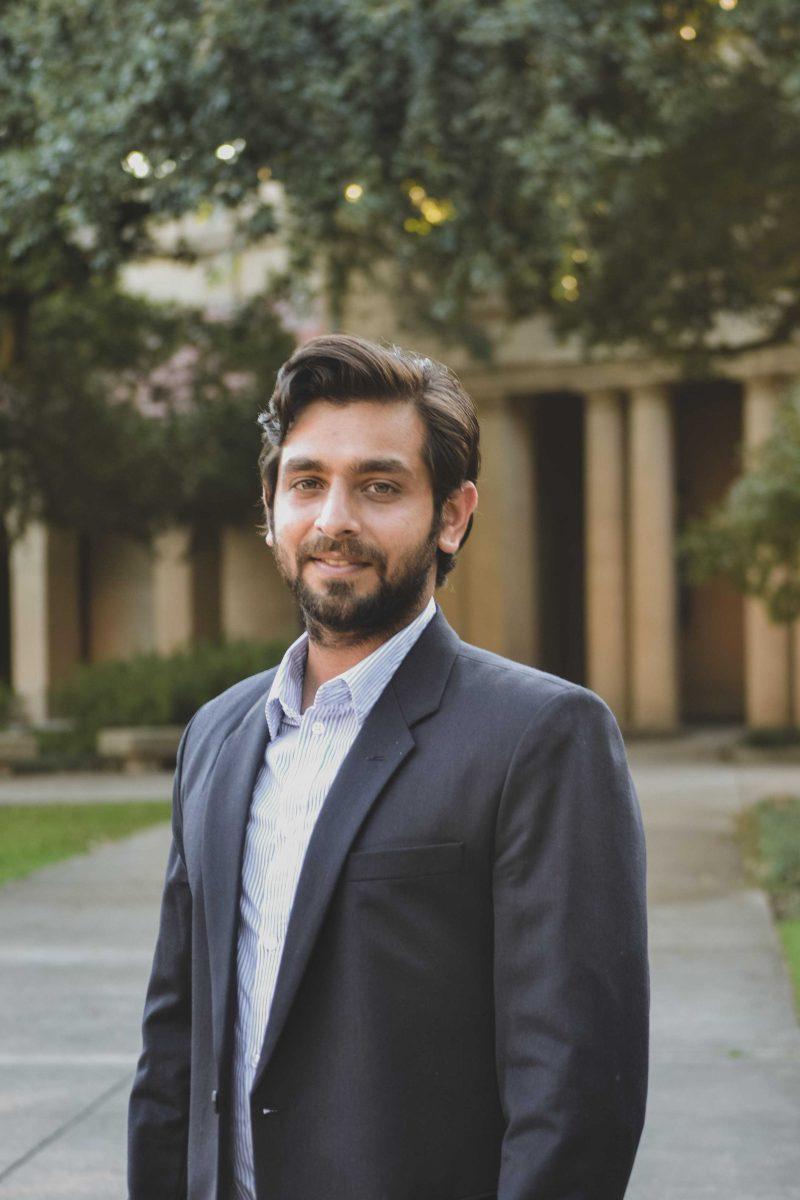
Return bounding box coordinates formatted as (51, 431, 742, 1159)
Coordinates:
(49, 638, 292, 753)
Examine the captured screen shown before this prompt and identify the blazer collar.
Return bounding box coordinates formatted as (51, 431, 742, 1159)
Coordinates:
(201, 607, 462, 1077)
(390, 603, 461, 726)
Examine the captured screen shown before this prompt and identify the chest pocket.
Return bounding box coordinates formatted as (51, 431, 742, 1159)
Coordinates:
(343, 841, 464, 882)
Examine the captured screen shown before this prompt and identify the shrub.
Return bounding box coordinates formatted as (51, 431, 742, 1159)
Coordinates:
(50, 638, 291, 754)
(741, 795, 800, 921)
(744, 727, 800, 749)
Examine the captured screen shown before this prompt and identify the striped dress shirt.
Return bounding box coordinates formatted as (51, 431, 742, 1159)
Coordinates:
(230, 596, 437, 1199)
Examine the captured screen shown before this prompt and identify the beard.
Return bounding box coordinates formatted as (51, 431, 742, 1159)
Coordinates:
(272, 516, 440, 645)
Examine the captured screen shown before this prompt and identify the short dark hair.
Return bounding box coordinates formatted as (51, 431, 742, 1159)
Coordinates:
(257, 333, 480, 586)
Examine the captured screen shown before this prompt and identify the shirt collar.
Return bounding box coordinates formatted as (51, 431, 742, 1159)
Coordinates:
(265, 596, 437, 737)
(264, 632, 307, 738)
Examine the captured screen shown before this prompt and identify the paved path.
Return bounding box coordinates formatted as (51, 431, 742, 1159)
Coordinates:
(0, 770, 172, 805)
(1, 739, 799, 1197)
(626, 744, 800, 1200)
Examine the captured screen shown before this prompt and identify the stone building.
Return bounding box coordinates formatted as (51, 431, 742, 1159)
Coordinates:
(4, 235, 799, 734)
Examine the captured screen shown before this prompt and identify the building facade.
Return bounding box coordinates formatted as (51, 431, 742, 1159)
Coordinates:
(4, 258, 800, 733)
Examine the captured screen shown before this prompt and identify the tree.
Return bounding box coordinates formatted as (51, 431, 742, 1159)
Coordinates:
(0, 283, 293, 539)
(4, 0, 800, 364)
(681, 386, 800, 625)
(1, 0, 294, 537)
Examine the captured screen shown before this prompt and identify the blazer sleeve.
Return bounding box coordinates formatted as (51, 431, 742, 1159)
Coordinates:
(128, 717, 195, 1200)
(492, 686, 649, 1200)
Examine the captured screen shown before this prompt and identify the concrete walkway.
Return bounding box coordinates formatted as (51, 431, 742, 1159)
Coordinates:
(0, 770, 172, 805)
(0, 738, 799, 1198)
(626, 741, 800, 1200)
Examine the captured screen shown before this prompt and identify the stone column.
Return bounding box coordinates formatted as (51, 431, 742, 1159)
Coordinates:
(742, 377, 792, 727)
(9, 522, 81, 722)
(219, 526, 299, 644)
(465, 395, 537, 664)
(152, 526, 222, 651)
(628, 385, 679, 730)
(584, 390, 628, 723)
(152, 527, 194, 655)
(89, 535, 154, 662)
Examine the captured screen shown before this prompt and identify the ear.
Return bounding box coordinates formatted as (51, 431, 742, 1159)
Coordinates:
(437, 482, 478, 555)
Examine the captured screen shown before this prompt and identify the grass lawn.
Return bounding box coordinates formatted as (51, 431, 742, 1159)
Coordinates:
(778, 920, 800, 1011)
(740, 795, 800, 1014)
(0, 801, 171, 885)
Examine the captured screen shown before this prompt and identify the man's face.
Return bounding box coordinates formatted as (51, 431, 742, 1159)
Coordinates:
(268, 399, 442, 641)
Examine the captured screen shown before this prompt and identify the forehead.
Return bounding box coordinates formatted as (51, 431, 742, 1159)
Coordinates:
(279, 399, 427, 472)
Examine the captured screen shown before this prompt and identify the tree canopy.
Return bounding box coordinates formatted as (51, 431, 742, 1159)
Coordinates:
(4, 0, 800, 361)
(4, 0, 800, 540)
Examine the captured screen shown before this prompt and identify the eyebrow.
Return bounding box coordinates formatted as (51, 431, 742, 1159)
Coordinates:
(281, 455, 413, 477)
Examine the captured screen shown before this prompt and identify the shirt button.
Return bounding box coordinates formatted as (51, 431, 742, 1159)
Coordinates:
(311, 720, 325, 736)
(262, 931, 279, 951)
(251, 1053, 259, 1068)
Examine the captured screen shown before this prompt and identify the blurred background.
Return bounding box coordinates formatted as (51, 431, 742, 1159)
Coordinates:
(1, 2, 800, 1198)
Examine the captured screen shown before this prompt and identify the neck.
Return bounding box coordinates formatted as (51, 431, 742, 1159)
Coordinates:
(300, 595, 432, 712)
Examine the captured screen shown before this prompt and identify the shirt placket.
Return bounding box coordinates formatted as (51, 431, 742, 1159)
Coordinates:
(253, 707, 333, 998)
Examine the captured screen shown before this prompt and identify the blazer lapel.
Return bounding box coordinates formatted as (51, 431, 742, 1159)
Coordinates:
(253, 608, 461, 1084)
(202, 679, 274, 1066)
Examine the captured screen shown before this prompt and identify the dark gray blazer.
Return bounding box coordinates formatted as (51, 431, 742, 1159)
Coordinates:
(128, 608, 649, 1200)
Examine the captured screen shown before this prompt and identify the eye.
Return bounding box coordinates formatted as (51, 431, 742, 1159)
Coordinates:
(365, 481, 399, 496)
(291, 478, 322, 491)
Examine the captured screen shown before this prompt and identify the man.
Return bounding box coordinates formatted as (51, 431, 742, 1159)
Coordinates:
(129, 333, 649, 1200)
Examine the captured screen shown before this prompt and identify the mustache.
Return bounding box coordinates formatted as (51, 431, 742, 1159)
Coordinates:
(298, 537, 386, 567)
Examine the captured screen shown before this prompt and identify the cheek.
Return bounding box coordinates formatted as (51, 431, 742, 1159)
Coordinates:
(272, 501, 309, 543)
(378, 509, 438, 560)
(399, 502, 437, 542)
(366, 514, 419, 554)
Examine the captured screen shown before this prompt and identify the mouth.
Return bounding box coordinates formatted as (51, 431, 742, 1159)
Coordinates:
(307, 556, 371, 576)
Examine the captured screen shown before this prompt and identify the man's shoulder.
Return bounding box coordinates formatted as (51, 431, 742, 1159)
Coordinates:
(453, 639, 577, 699)
(450, 638, 615, 729)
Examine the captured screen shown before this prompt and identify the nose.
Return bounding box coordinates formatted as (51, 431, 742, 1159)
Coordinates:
(314, 481, 361, 540)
